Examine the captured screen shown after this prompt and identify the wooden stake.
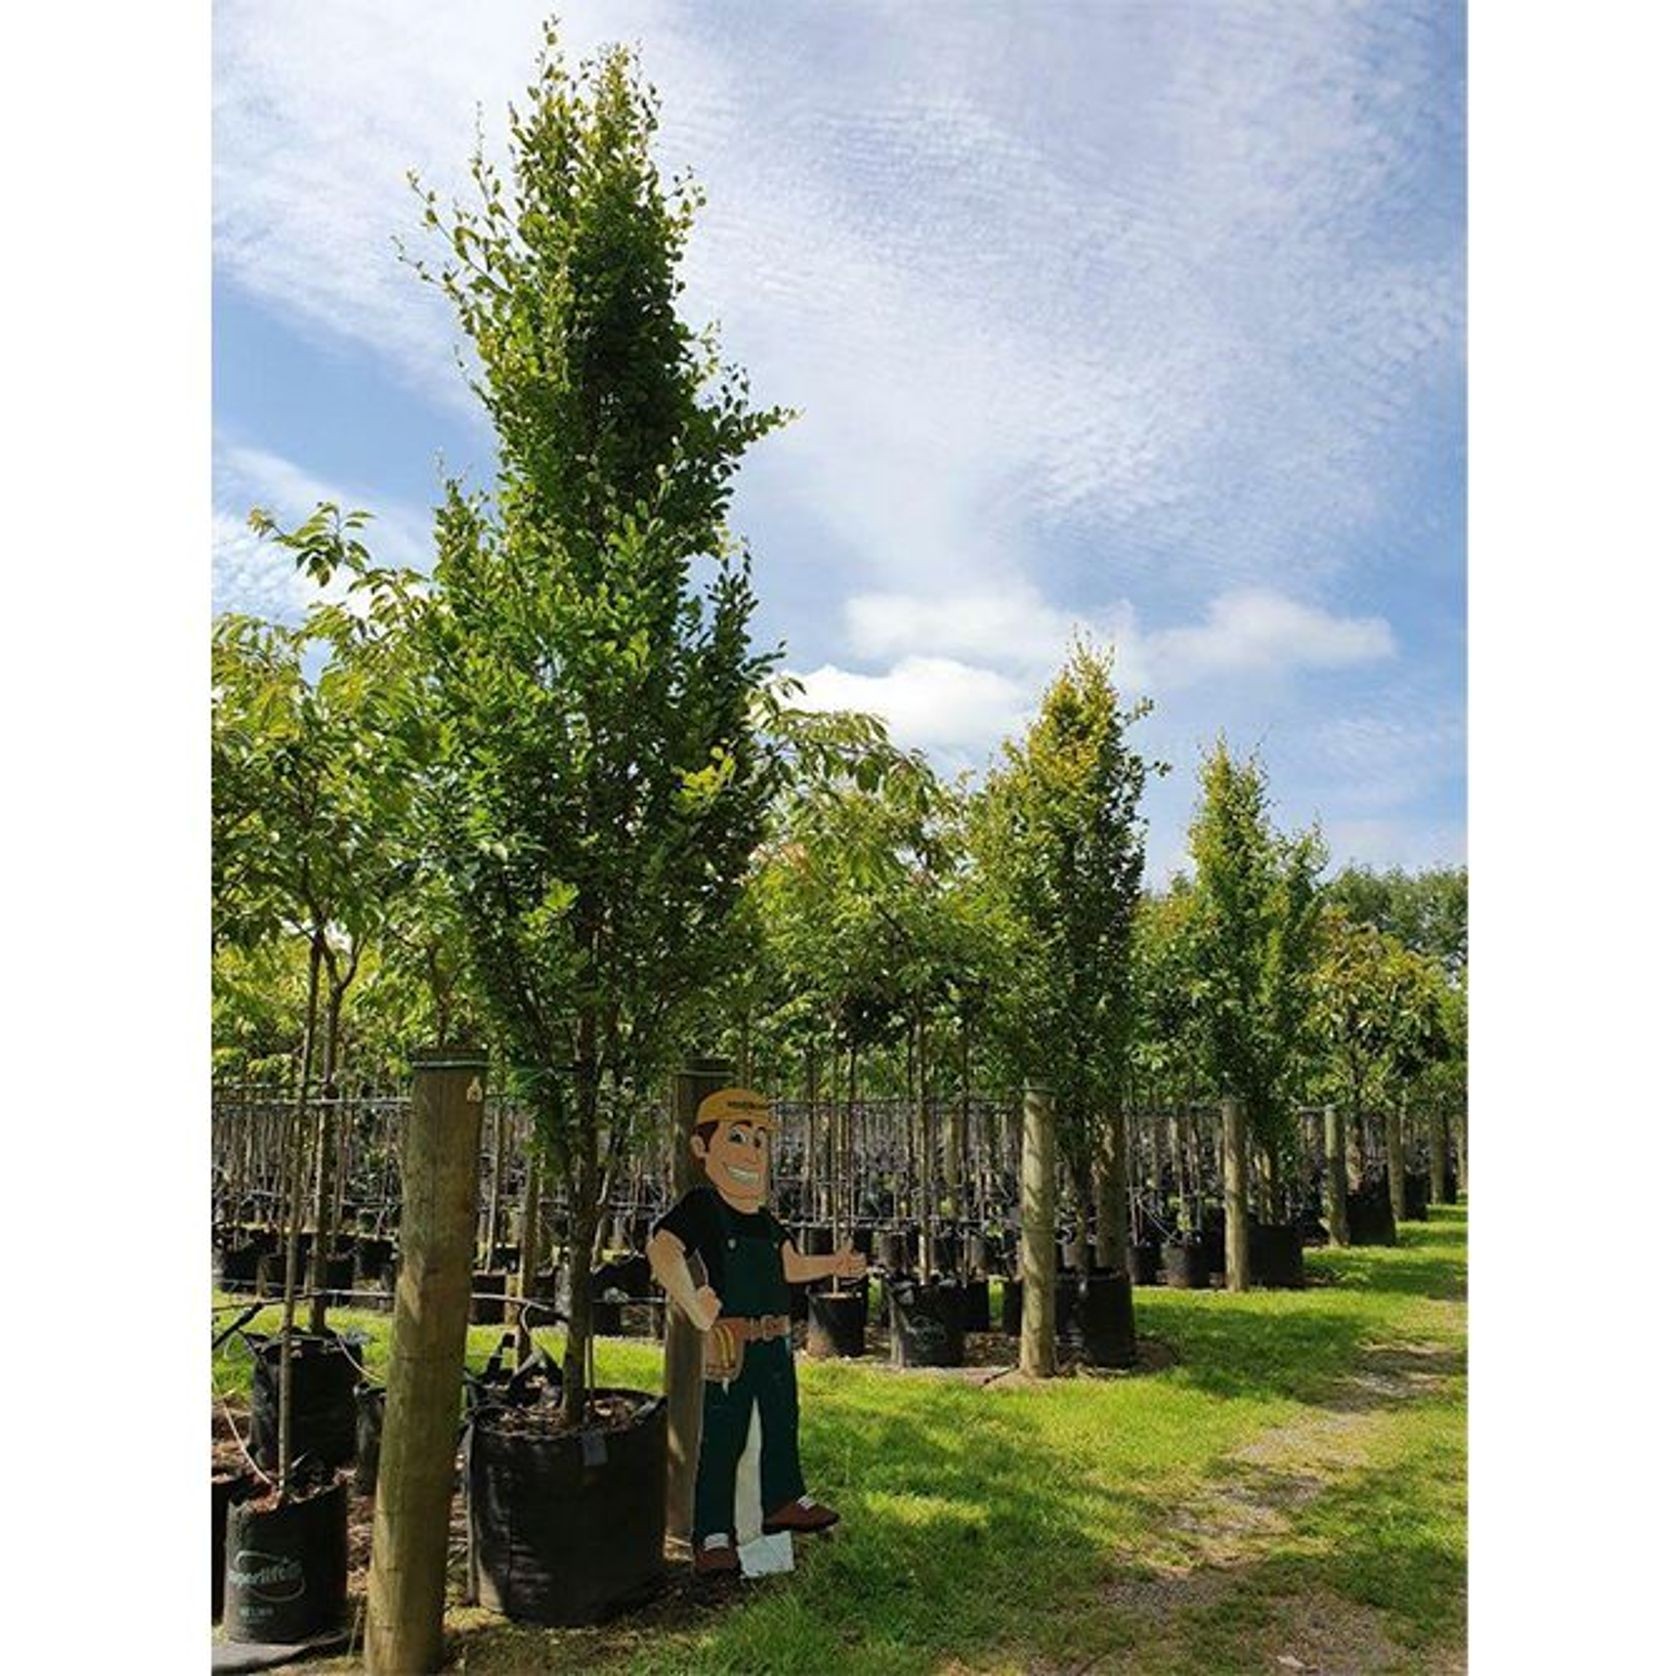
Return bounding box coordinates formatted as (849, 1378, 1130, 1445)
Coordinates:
(1020, 1083, 1056, 1378)
(364, 1048, 488, 1676)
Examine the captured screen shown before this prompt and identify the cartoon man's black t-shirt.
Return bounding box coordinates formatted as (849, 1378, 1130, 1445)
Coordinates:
(653, 1186, 791, 1314)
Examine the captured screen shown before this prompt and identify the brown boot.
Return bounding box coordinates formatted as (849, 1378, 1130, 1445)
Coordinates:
(764, 1496, 840, 1534)
(694, 1538, 740, 1575)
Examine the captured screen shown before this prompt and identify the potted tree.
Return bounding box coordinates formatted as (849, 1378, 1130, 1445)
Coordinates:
(355, 32, 787, 1626)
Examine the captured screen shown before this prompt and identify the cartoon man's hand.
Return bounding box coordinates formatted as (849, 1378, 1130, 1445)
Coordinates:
(835, 1246, 867, 1280)
(691, 1285, 723, 1331)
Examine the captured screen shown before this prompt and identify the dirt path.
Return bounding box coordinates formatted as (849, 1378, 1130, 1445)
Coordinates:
(1098, 1336, 1467, 1675)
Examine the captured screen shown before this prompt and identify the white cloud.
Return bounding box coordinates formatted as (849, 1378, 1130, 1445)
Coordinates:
(836, 581, 1389, 696)
(1144, 589, 1395, 688)
(789, 656, 1030, 755)
(214, 0, 1463, 594)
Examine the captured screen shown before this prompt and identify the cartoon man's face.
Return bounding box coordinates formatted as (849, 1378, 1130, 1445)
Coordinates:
(696, 1118, 771, 1212)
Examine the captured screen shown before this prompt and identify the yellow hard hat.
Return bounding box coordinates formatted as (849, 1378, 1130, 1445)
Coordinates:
(694, 1086, 777, 1132)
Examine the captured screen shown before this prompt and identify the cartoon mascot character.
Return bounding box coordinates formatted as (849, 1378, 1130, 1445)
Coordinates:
(646, 1087, 865, 1574)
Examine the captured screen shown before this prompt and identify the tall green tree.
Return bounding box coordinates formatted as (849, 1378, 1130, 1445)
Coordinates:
(1184, 740, 1324, 1288)
(401, 35, 787, 1422)
(973, 643, 1158, 1275)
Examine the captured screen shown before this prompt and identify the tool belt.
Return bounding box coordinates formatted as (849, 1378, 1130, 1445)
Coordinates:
(703, 1314, 792, 1382)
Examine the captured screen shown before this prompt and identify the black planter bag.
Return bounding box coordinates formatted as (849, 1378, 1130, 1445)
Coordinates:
(246, 1332, 362, 1473)
(466, 1386, 667, 1626)
(1250, 1223, 1307, 1289)
(887, 1278, 965, 1367)
(806, 1288, 867, 1358)
(1163, 1241, 1210, 1290)
(1077, 1272, 1138, 1368)
(223, 1477, 349, 1645)
(1127, 1238, 1161, 1287)
(959, 1277, 991, 1332)
(212, 1469, 258, 1622)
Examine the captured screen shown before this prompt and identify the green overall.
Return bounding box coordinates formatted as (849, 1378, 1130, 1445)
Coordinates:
(693, 1199, 806, 1543)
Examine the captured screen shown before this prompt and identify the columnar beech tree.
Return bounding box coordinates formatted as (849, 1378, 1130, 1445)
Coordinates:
(1184, 740, 1324, 1287)
(404, 36, 786, 1423)
(974, 644, 1157, 1275)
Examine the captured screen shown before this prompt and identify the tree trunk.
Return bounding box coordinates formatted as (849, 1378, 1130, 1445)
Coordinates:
(278, 933, 324, 1500)
(308, 978, 347, 1336)
(915, 1010, 935, 1276)
(1020, 1084, 1057, 1377)
(513, 1137, 543, 1363)
(560, 1035, 603, 1430)
(365, 1048, 487, 1676)
(1323, 1103, 1351, 1247)
(1221, 1094, 1251, 1292)
(661, 1056, 732, 1550)
(483, 1102, 507, 1265)
(1385, 1097, 1405, 1234)
(1428, 1101, 1448, 1206)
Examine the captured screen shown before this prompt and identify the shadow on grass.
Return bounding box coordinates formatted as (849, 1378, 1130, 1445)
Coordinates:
(1308, 1209, 1467, 1303)
(444, 1383, 1152, 1675)
(1137, 1294, 1373, 1407)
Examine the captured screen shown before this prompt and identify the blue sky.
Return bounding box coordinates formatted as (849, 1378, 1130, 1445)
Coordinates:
(213, 0, 1464, 883)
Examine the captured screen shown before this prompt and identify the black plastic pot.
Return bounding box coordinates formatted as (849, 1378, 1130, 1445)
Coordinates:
(1053, 1273, 1081, 1338)
(1127, 1239, 1161, 1287)
(1249, 1223, 1306, 1289)
(887, 1279, 965, 1367)
(984, 1234, 1008, 1274)
(354, 1236, 394, 1284)
(218, 1244, 262, 1292)
(932, 1232, 959, 1273)
(467, 1388, 666, 1626)
(255, 1252, 289, 1298)
(212, 1468, 258, 1621)
(353, 1384, 384, 1496)
(1347, 1189, 1397, 1246)
(849, 1225, 875, 1260)
(1075, 1271, 1138, 1368)
(806, 1288, 868, 1358)
(592, 1253, 651, 1301)
(879, 1231, 912, 1274)
(248, 1332, 361, 1473)
(472, 1271, 509, 1326)
(223, 1477, 349, 1645)
(801, 1225, 836, 1258)
(321, 1252, 355, 1305)
(1402, 1173, 1432, 1221)
(1163, 1241, 1210, 1290)
(1201, 1208, 1227, 1254)
(959, 1277, 991, 1332)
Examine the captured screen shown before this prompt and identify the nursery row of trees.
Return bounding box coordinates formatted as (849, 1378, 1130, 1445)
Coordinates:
(211, 38, 1466, 1413)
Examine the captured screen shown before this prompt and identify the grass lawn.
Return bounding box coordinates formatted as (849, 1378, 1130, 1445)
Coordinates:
(214, 1205, 1466, 1674)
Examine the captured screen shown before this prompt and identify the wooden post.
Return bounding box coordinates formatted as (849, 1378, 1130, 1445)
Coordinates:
(661, 1055, 733, 1552)
(1221, 1094, 1251, 1292)
(365, 1047, 489, 1676)
(1428, 1101, 1448, 1206)
(1020, 1083, 1057, 1378)
(1385, 1097, 1405, 1234)
(1323, 1103, 1350, 1247)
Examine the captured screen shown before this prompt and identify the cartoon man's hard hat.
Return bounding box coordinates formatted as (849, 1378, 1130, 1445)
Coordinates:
(694, 1086, 777, 1131)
